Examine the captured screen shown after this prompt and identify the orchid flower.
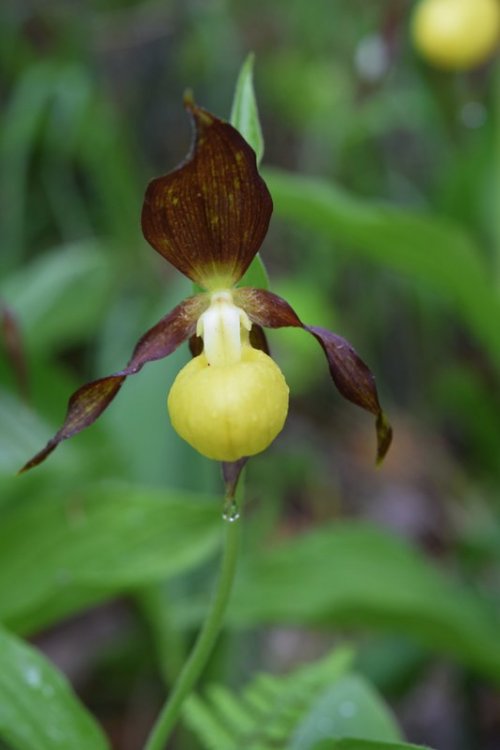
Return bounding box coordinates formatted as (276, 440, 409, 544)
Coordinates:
(20, 98, 392, 476)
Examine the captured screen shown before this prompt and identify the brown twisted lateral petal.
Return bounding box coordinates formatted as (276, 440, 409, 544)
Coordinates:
(235, 287, 392, 463)
(19, 295, 207, 473)
(141, 100, 273, 289)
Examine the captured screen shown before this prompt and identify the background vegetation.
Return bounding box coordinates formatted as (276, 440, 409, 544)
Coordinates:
(1, 1, 499, 749)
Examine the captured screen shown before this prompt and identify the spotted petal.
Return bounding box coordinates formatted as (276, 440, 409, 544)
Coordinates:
(19, 295, 207, 473)
(236, 288, 392, 463)
(141, 98, 273, 290)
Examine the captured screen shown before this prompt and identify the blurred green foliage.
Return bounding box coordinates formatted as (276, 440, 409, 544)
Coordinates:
(1, 1, 500, 749)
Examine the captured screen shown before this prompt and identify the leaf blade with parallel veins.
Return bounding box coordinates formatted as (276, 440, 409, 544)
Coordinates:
(0, 627, 109, 750)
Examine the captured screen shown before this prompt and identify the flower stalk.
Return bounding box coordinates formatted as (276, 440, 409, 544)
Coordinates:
(143, 492, 242, 750)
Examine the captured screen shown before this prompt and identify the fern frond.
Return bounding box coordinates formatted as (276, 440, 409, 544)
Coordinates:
(183, 693, 234, 750)
(183, 647, 353, 750)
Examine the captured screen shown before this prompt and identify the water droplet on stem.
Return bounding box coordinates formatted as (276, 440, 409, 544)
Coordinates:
(222, 497, 240, 522)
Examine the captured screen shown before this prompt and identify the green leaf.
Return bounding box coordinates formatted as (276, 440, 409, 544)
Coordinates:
(224, 522, 500, 682)
(229, 54, 269, 292)
(312, 741, 431, 750)
(431, 364, 500, 475)
(0, 241, 113, 353)
(0, 483, 221, 633)
(230, 53, 264, 165)
(0, 389, 62, 476)
(264, 169, 500, 370)
(183, 648, 353, 750)
(0, 626, 109, 750)
(237, 253, 269, 289)
(290, 675, 401, 749)
(0, 61, 57, 271)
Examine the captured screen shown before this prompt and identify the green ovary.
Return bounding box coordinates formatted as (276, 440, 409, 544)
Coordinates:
(167, 346, 289, 461)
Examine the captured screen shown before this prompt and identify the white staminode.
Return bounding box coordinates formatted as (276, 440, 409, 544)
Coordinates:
(196, 291, 251, 367)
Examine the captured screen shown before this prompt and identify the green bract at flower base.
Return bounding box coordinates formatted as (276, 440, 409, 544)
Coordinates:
(19, 97, 392, 477)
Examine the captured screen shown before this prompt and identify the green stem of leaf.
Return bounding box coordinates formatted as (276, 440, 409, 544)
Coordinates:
(143, 500, 241, 750)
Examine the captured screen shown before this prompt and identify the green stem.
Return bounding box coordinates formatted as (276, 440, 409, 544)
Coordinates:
(143, 509, 241, 750)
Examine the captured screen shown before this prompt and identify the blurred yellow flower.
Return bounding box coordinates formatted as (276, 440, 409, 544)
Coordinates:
(412, 0, 500, 70)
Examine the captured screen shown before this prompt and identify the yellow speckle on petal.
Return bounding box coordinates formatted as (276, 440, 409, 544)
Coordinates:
(167, 346, 289, 461)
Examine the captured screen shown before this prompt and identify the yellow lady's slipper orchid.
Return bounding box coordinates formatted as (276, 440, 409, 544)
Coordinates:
(20, 98, 391, 480)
